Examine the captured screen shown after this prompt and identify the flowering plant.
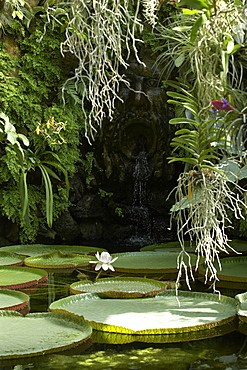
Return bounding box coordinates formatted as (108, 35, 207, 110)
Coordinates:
(89, 251, 118, 272)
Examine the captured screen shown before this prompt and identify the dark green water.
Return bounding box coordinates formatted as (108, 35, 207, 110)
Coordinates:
(3, 270, 247, 370)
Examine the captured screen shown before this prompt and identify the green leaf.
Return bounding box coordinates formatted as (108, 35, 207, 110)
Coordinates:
(24, 251, 92, 270)
(49, 290, 237, 334)
(174, 54, 185, 67)
(172, 26, 192, 32)
(182, 8, 201, 14)
(0, 289, 29, 314)
(17, 133, 29, 147)
(226, 39, 235, 54)
(168, 157, 198, 165)
(19, 170, 30, 225)
(177, 0, 210, 10)
(169, 118, 199, 126)
(70, 277, 168, 298)
(0, 266, 48, 290)
(39, 164, 53, 228)
(190, 13, 207, 43)
(0, 251, 25, 267)
(0, 311, 92, 360)
(0, 244, 107, 257)
(239, 165, 247, 180)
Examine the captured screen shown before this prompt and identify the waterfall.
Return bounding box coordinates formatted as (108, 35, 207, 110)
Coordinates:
(130, 147, 152, 245)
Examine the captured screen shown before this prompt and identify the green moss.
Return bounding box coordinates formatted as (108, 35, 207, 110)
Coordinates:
(0, 17, 85, 242)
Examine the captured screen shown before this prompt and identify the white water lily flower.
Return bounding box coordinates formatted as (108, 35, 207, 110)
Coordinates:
(89, 251, 118, 271)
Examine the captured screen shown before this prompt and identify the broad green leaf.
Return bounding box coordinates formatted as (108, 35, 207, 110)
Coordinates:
(172, 26, 192, 32)
(24, 251, 92, 270)
(0, 251, 24, 267)
(239, 165, 247, 180)
(6, 131, 18, 145)
(230, 44, 242, 54)
(171, 189, 202, 211)
(169, 118, 199, 126)
(0, 311, 92, 360)
(168, 157, 198, 165)
(0, 266, 48, 290)
(39, 164, 53, 228)
(0, 289, 29, 314)
(49, 290, 237, 334)
(174, 128, 198, 135)
(182, 8, 201, 14)
(70, 277, 169, 298)
(219, 160, 240, 181)
(177, 0, 210, 10)
(0, 244, 107, 257)
(199, 256, 247, 289)
(108, 251, 200, 274)
(140, 240, 193, 252)
(190, 14, 207, 43)
(174, 54, 185, 67)
(226, 39, 235, 54)
(17, 133, 29, 146)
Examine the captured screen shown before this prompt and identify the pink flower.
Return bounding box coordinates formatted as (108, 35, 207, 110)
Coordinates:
(210, 99, 236, 112)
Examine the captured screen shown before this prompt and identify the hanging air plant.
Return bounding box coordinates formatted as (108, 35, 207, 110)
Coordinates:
(166, 81, 247, 292)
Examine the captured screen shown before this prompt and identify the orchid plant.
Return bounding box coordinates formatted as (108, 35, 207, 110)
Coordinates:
(166, 81, 247, 292)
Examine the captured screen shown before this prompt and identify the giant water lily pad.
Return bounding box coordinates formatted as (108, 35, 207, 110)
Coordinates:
(0, 251, 25, 266)
(107, 251, 202, 275)
(0, 266, 48, 291)
(235, 292, 247, 335)
(49, 290, 237, 335)
(140, 241, 193, 253)
(228, 239, 247, 255)
(198, 256, 247, 288)
(0, 311, 92, 361)
(24, 251, 93, 270)
(70, 277, 172, 298)
(0, 244, 107, 257)
(91, 320, 237, 344)
(0, 289, 30, 315)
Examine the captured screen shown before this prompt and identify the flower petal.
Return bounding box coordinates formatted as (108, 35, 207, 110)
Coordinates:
(100, 252, 111, 263)
(95, 251, 100, 261)
(108, 265, 115, 272)
(101, 263, 109, 271)
(111, 256, 118, 263)
(95, 263, 102, 271)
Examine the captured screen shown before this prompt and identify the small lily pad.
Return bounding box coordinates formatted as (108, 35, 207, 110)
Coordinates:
(0, 251, 25, 266)
(0, 289, 30, 315)
(0, 244, 107, 257)
(24, 251, 93, 270)
(70, 277, 171, 298)
(49, 290, 237, 335)
(0, 311, 92, 361)
(0, 266, 48, 291)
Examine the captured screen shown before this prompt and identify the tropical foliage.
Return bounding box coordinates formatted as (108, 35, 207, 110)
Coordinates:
(157, 0, 247, 290)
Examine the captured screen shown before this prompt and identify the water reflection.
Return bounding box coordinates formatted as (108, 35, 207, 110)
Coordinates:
(2, 271, 247, 370)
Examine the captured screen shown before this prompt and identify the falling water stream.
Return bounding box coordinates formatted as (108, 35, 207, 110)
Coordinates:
(129, 149, 152, 245)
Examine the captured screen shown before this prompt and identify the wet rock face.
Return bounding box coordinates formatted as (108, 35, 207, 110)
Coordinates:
(41, 50, 180, 249)
(98, 52, 174, 184)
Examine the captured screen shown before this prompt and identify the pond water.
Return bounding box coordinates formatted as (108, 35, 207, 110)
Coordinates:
(3, 270, 247, 370)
